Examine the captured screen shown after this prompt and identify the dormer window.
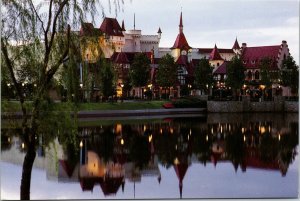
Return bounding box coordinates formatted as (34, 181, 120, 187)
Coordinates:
(243, 60, 247, 64)
(251, 60, 256, 64)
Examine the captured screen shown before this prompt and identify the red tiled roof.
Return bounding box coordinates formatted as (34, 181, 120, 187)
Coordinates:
(171, 32, 191, 50)
(80, 23, 101, 36)
(198, 48, 234, 54)
(213, 61, 229, 74)
(100, 177, 124, 196)
(114, 52, 129, 64)
(176, 55, 188, 65)
(232, 38, 241, 49)
(100, 17, 124, 37)
(209, 44, 223, 60)
(111, 52, 152, 64)
(241, 45, 281, 69)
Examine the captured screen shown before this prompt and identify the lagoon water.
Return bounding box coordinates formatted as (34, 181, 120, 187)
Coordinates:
(1, 113, 298, 199)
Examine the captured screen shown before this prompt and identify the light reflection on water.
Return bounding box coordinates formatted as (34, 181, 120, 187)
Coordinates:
(1, 113, 298, 199)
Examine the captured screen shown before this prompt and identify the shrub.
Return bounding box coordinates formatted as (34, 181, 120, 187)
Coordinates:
(171, 96, 207, 108)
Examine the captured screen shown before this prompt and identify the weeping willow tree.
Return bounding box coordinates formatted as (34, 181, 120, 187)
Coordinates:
(1, 0, 123, 199)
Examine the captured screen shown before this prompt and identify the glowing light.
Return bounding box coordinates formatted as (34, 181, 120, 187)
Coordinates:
(278, 134, 281, 141)
(244, 135, 246, 142)
(148, 135, 152, 143)
(211, 128, 213, 134)
(189, 129, 192, 135)
(121, 139, 124, 145)
(8, 137, 10, 143)
(242, 128, 245, 133)
(206, 135, 208, 141)
(260, 126, 266, 134)
(174, 157, 180, 165)
(21, 143, 25, 149)
(160, 129, 163, 134)
(144, 125, 147, 132)
(79, 141, 83, 148)
(170, 128, 174, 134)
(188, 135, 189, 140)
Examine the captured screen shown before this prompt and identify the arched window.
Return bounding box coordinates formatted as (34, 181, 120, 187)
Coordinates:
(247, 71, 252, 80)
(255, 70, 260, 80)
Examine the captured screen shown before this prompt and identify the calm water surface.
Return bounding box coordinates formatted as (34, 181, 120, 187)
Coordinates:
(1, 113, 298, 199)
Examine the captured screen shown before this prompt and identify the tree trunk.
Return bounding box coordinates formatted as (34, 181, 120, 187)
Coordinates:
(20, 132, 36, 200)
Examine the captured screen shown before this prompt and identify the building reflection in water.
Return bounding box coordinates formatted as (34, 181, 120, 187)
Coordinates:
(1, 114, 298, 198)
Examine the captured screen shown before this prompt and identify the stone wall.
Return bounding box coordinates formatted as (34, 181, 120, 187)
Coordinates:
(285, 101, 299, 112)
(207, 96, 298, 113)
(207, 101, 243, 113)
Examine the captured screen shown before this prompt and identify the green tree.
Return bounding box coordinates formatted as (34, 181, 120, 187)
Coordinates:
(99, 60, 116, 100)
(129, 53, 150, 98)
(226, 56, 245, 99)
(280, 56, 299, 95)
(1, 1, 122, 199)
(194, 57, 214, 95)
(259, 57, 272, 88)
(156, 54, 177, 99)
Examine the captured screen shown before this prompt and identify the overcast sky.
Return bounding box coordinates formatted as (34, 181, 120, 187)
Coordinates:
(94, 0, 299, 64)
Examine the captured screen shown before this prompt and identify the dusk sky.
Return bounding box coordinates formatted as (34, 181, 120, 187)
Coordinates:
(95, 0, 299, 64)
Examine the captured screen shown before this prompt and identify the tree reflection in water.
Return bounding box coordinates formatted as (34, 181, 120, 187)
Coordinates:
(1, 114, 298, 199)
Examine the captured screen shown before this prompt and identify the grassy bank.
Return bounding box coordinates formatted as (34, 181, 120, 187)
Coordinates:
(1, 100, 168, 112)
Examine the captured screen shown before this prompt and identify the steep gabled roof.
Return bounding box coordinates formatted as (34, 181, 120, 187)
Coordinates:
(176, 55, 188, 65)
(241, 45, 281, 69)
(209, 44, 223, 60)
(171, 33, 191, 50)
(100, 17, 124, 36)
(80, 22, 101, 36)
(114, 52, 130, 64)
(232, 38, 241, 49)
(213, 61, 229, 74)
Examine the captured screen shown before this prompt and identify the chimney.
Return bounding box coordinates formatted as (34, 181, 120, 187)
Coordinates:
(242, 43, 247, 48)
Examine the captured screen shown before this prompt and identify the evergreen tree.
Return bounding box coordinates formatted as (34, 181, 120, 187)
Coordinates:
(226, 56, 245, 98)
(280, 56, 299, 95)
(129, 53, 150, 98)
(259, 57, 272, 88)
(100, 60, 116, 99)
(156, 54, 177, 98)
(194, 57, 214, 95)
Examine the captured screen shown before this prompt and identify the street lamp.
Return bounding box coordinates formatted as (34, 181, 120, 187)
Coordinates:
(147, 84, 153, 100)
(188, 84, 192, 96)
(120, 83, 124, 102)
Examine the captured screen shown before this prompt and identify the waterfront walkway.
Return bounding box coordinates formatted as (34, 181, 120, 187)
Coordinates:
(2, 108, 206, 119)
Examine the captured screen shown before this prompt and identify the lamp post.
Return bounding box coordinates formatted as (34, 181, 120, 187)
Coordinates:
(206, 84, 209, 95)
(188, 84, 192, 96)
(80, 83, 83, 102)
(147, 83, 152, 100)
(120, 83, 124, 102)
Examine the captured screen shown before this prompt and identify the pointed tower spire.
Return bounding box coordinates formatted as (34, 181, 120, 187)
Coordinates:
(232, 37, 240, 49)
(179, 11, 183, 33)
(121, 20, 126, 31)
(134, 13, 136, 30)
(209, 44, 223, 60)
